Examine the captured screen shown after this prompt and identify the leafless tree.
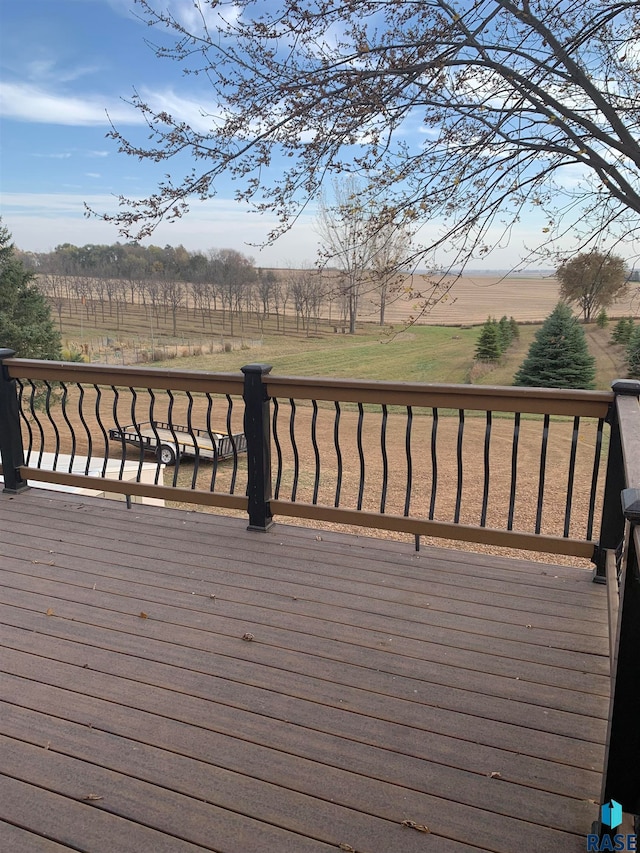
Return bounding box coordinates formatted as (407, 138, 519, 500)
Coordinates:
(316, 177, 378, 333)
(288, 267, 325, 336)
(369, 222, 414, 326)
(96, 0, 640, 290)
(38, 274, 67, 333)
(159, 277, 184, 336)
(209, 248, 255, 337)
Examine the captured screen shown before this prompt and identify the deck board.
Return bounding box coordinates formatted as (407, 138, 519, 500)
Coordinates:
(0, 489, 609, 852)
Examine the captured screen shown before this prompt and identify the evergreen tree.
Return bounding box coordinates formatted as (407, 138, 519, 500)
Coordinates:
(627, 326, 640, 379)
(514, 303, 596, 389)
(611, 317, 635, 345)
(596, 308, 609, 328)
(497, 315, 512, 352)
(509, 316, 520, 341)
(474, 318, 502, 362)
(0, 221, 61, 359)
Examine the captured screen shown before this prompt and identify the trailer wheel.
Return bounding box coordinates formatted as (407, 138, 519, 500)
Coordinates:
(158, 444, 177, 466)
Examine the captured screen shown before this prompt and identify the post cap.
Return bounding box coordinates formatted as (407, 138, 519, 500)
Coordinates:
(622, 488, 640, 523)
(241, 364, 273, 376)
(612, 379, 640, 395)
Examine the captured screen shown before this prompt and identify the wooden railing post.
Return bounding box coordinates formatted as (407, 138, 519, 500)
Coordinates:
(599, 515, 640, 831)
(598, 379, 640, 835)
(0, 349, 28, 494)
(594, 379, 640, 583)
(241, 363, 273, 531)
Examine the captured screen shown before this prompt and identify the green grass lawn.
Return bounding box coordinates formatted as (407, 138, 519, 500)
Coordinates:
(149, 319, 626, 390)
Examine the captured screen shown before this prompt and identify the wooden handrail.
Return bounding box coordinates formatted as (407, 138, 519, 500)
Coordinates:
(3, 358, 244, 396)
(266, 374, 613, 416)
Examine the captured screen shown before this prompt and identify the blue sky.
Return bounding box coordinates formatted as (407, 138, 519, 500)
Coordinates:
(0, 0, 327, 264)
(0, 0, 573, 268)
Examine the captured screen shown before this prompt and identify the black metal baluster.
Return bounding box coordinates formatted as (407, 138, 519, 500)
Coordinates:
(587, 416, 605, 541)
(148, 391, 163, 485)
(16, 379, 33, 466)
(404, 406, 413, 517)
(429, 407, 438, 519)
(109, 386, 127, 477)
(205, 393, 219, 493)
(563, 416, 580, 538)
(289, 398, 299, 501)
(380, 404, 389, 513)
(226, 394, 239, 495)
(507, 412, 520, 530)
(272, 397, 283, 499)
(454, 409, 464, 524)
(165, 391, 180, 487)
(535, 413, 551, 534)
(311, 399, 320, 504)
(28, 381, 45, 468)
(186, 391, 200, 490)
(93, 385, 110, 478)
(480, 410, 492, 527)
(76, 384, 92, 475)
(334, 401, 342, 507)
(59, 382, 76, 473)
(44, 382, 61, 470)
(356, 403, 365, 510)
(130, 389, 146, 483)
(111, 386, 126, 481)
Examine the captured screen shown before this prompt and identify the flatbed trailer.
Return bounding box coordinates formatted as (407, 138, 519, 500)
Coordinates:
(109, 420, 247, 465)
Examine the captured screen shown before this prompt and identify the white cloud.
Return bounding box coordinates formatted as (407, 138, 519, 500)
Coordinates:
(0, 81, 144, 126)
(32, 152, 73, 160)
(25, 58, 101, 85)
(0, 77, 225, 131)
(137, 86, 221, 134)
(169, 0, 240, 31)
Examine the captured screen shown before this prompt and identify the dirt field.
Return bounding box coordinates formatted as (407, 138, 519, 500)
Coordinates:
(359, 272, 640, 326)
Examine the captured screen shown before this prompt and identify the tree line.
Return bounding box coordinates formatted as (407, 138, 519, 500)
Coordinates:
(22, 230, 411, 338)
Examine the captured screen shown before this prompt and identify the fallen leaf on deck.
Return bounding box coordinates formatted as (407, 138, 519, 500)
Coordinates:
(401, 819, 430, 833)
(242, 632, 255, 641)
(84, 794, 103, 801)
(33, 560, 55, 566)
(338, 844, 356, 852)
(46, 608, 55, 616)
(489, 771, 502, 779)
(139, 612, 148, 619)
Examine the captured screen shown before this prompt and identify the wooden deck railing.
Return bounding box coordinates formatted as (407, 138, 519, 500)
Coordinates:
(0, 350, 614, 557)
(0, 350, 248, 512)
(264, 371, 612, 558)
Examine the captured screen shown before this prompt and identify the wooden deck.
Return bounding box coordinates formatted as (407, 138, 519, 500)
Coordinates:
(0, 488, 609, 852)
